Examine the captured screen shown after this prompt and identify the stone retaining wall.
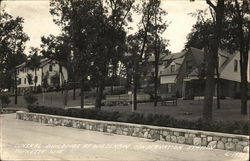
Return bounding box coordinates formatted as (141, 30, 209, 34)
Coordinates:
(16, 111, 249, 153)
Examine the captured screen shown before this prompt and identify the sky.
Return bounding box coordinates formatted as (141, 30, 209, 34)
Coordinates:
(2, 0, 208, 54)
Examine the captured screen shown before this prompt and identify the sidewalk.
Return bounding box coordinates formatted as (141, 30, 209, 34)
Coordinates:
(0, 113, 248, 161)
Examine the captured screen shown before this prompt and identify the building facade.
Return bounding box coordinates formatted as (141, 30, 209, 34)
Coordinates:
(16, 58, 68, 94)
(159, 47, 250, 99)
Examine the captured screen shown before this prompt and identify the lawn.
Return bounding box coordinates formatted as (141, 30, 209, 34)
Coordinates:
(4, 89, 249, 122)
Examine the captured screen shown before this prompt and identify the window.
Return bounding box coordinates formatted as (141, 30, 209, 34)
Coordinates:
(168, 84, 172, 93)
(24, 78, 26, 84)
(167, 84, 175, 93)
(18, 78, 21, 85)
(234, 60, 238, 72)
(170, 65, 175, 73)
(49, 65, 53, 72)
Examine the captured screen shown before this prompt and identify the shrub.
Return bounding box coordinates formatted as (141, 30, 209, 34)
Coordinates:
(36, 85, 42, 93)
(24, 94, 38, 105)
(27, 105, 248, 135)
(0, 94, 10, 108)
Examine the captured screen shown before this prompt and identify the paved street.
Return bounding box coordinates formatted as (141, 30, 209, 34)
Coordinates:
(0, 113, 248, 161)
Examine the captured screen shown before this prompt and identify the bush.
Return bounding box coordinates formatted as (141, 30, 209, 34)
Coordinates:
(27, 105, 248, 135)
(24, 94, 38, 105)
(0, 94, 10, 108)
(36, 85, 42, 93)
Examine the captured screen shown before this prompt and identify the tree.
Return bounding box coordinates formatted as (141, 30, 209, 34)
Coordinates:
(49, 0, 134, 109)
(50, 0, 107, 108)
(202, 0, 225, 120)
(0, 10, 29, 104)
(93, 0, 134, 109)
(41, 71, 49, 104)
(41, 34, 72, 91)
(105, 0, 134, 94)
(186, 9, 222, 109)
(224, 0, 249, 115)
(26, 47, 41, 92)
(51, 73, 60, 89)
(26, 73, 33, 85)
(187, 0, 225, 120)
(188, 0, 225, 121)
(0, 94, 10, 109)
(187, 1, 250, 115)
(126, 0, 168, 110)
(150, 1, 168, 106)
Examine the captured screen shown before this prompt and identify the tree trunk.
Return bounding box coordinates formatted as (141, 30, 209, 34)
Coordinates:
(154, 38, 159, 107)
(95, 80, 104, 110)
(240, 72, 248, 115)
(215, 58, 221, 109)
(59, 64, 65, 87)
(73, 75, 76, 100)
(203, 0, 225, 121)
(64, 83, 68, 106)
(203, 46, 216, 121)
(14, 69, 17, 104)
(80, 78, 84, 109)
(133, 73, 138, 111)
(153, 10, 159, 107)
(34, 69, 37, 92)
(154, 55, 159, 106)
(110, 75, 113, 95)
(240, 48, 248, 115)
(236, 4, 249, 115)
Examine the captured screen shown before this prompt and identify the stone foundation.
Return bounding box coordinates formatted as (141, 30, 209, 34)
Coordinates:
(16, 111, 249, 153)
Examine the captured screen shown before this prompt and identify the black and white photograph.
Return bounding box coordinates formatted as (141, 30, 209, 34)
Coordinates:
(0, 0, 249, 160)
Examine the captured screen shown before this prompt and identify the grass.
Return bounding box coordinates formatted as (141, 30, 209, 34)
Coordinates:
(4, 89, 249, 122)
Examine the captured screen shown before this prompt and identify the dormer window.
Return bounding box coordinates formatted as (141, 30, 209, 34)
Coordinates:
(170, 65, 175, 73)
(234, 60, 238, 72)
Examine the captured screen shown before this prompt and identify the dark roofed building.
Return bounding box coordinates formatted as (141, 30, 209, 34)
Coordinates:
(159, 47, 249, 99)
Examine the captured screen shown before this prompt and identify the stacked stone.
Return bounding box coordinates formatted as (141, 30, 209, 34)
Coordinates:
(16, 111, 249, 153)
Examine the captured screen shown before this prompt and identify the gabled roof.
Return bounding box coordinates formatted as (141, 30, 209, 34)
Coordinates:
(16, 62, 26, 68)
(161, 57, 185, 76)
(40, 58, 52, 67)
(218, 51, 236, 73)
(188, 68, 199, 77)
(16, 58, 53, 69)
(162, 51, 186, 61)
(189, 47, 204, 66)
(147, 53, 169, 62)
(173, 57, 185, 65)
(186, 48, 237, 78)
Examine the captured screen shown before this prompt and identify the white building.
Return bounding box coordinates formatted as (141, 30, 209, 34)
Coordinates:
(16, 58, 68, 94)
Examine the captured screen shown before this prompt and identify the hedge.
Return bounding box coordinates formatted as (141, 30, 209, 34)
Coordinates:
(27, 105, 248, 135)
